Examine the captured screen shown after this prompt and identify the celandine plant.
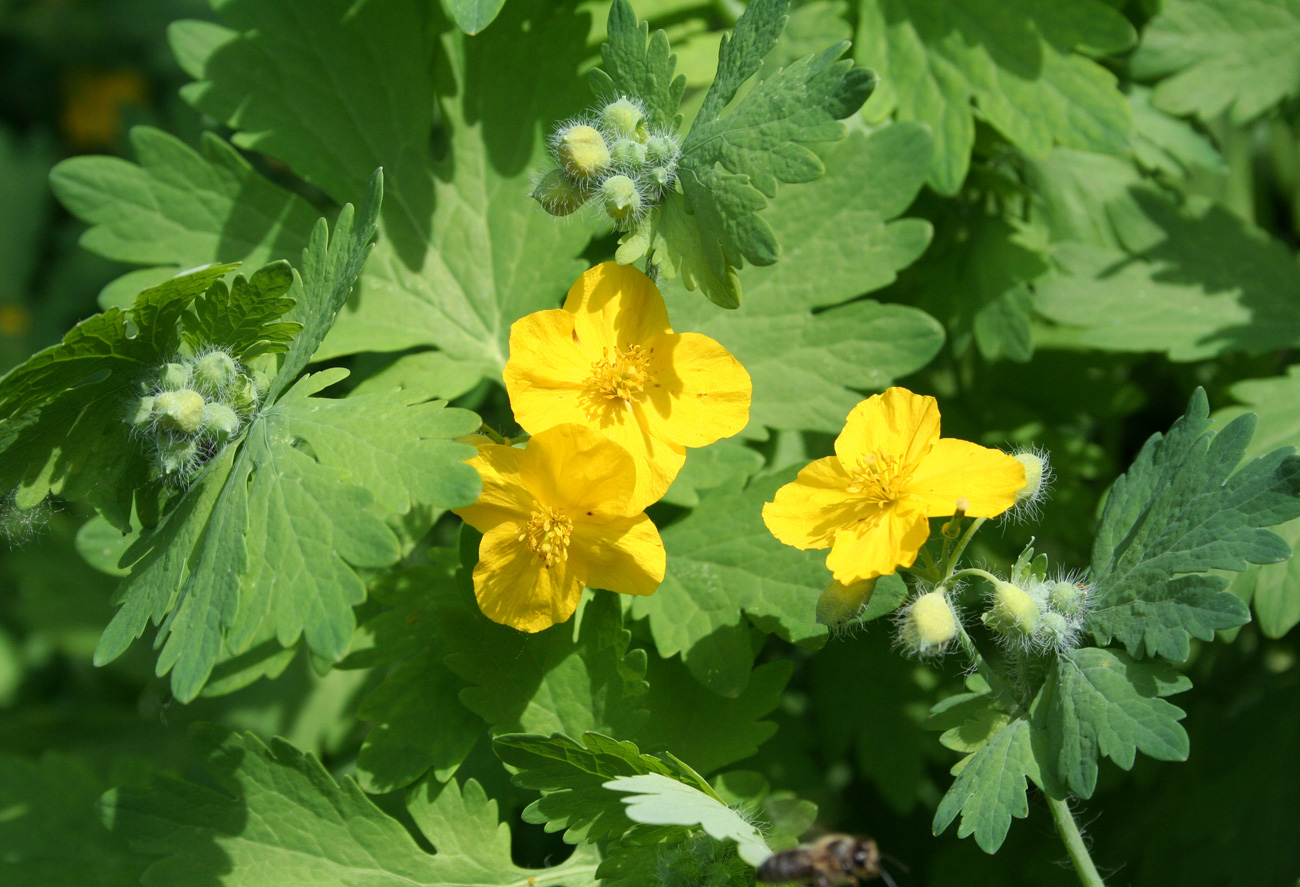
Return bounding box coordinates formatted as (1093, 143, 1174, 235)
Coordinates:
(3, 0, 1300, 886)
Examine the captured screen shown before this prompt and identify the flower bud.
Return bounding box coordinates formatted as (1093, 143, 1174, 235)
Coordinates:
(645, 134, 679, 166)
(153, 389, 206, 434)
(1048, 580, 1086, 618)
(532, 168, 588, 216)
(816, 577, 876, 628)
(609, 137, 647, 169)
(901, 591, 958, 655)
(227, 375, 260, 414)
(1013, 451, 1049, 505)
(1038, 611, 1077, 649)
(648, 166, 674, 190)
(600, 97, 646, 141)
(557, 125, 610, 180)
(157, 362, 192, 390)
(600, 174, 642, 221)
(193, 350, 238, 396)
(157, 436, 199, 476)
(200, 402, 241, 438)
(128, 395, 156, 428)
(984, 579, 1040, 637)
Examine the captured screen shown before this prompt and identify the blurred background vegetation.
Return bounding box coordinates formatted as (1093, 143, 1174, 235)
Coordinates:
(1, 1, 1298, 886)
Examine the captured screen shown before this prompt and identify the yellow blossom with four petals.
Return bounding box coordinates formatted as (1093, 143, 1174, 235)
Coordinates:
(503, 262, 752, 510)
(453, 423, 666, 633)
(762, 387, 1026, 584)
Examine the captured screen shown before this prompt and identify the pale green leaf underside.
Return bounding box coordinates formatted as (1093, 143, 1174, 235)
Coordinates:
(606, 773, 773, 866)
(442, 0, 509, 34)
(932, 713, 1038, 854)
(857, 0, 1134, 194)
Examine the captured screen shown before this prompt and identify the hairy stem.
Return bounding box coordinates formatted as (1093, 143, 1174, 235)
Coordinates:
(1047, 795, 1105, 887)
(945, 517, 987, 578)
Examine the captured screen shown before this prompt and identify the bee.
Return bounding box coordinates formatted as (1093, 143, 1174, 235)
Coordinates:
(756, 834, 892, 887)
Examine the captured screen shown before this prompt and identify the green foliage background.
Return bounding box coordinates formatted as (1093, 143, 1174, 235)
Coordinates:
(3, 1, 1300, 886)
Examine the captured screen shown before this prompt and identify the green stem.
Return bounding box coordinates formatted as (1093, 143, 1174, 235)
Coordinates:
(1046, 795, 1106, 887)
(945, 517, 987, 579)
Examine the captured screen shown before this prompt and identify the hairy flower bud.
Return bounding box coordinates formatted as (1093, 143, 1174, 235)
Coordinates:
(984, 579, 1040, 637)
(557, 124, 610, 180)
(600, 174, 642, 221)
(1047, 580, 1087, 618)
(645, 134, 679, 166)
(816, 577, 877, 628)
(157, 362, 192, 390)
(600, 97, 646, 141)
(609, 137, 647, 169)
(193, 350, 238, 396)
(153, 389, 206, 434)
(532, 168, 588, 216)
(901, 591, 958, 655)
(1014, 451, 1046, 503)
(157, 435, 199, 476)
(128, 395, 156, 428)
(200, 401, 241, 438)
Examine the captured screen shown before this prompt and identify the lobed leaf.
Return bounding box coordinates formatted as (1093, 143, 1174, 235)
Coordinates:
(1087, 389, 1300, 660)
(589, 0, 686, 131)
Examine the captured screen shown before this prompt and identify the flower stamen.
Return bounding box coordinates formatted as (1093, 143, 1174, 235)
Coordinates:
(518, 505, 574, 568)
(845, 451, 909, 501)
(582, 345, 653, 419)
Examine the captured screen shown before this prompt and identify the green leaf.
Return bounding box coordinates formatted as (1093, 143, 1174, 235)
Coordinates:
(0, 263, 237, 527)
(104, 725, 598, 887)
(49, 128, 318, 306)
(661, 441, 764, 507)
(857, 0, 1135, 194)
(1034, 192, 1300, 361)
(1044, 647, 1191, 799)
(170, 0, 592, 377)
(1133, 0, 1300, 125)
(182, 262, 300, 361)
(0, 753, 149, 886)
(655, 0, 875, 305)
(1128, 86, 1226, 180)
(931, 703, 1041, 854)
(1088, 389, 1300, 660)
(665, 125, 942, 437)
(589, 0, 687, 131)
(442, 0, 509, 34)
(1215, 367, 1300, 637)
(493, 732, 678, 844)
(637, 657, 792, 775)
(631, 470, 830, 697)
(606, 773, 773, 866)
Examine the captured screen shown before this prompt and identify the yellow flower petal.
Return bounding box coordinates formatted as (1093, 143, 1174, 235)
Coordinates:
(564, 262, 672, 352)
(907, 438, 1026, 518)
(825, 499, 930, 584)
(762, 456, 861, 550)
(453, 443, 533, 533)
(602, 405, 686, 512)
(518, 424, 638, 517)
(504, 308, 600, 433)
(472, 522, 584, 633)
(642, 332, 752, 448)
(572, 514, 665, 597)
(835, 387, 940, 472)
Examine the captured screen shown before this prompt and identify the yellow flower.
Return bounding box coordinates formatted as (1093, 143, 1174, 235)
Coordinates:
(762, 387, 1026, 584)
(453, 423, 666, 633)
(503, 262, 752, 510)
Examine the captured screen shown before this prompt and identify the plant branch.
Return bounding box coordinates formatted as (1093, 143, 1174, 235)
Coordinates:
(1047, 794, 1106, 887)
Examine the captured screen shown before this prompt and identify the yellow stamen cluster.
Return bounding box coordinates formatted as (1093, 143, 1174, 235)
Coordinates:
(519, 505, 574, 568)
(845, 451, 908, 501)
(588, 345, 651, 404)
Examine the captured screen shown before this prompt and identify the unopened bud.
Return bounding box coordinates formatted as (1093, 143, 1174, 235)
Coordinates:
(646, 134, 679, 166)
(601, 97, 646, 141)
(902, 591, 957, 654)
(1039, 611, 1076, 648)
(128, 395, 156, 428)
(1014, 452, 1047, 504)
(1048, 580, 1086, 618)
(557, 125, 610, 180)
(984, 579, 1040, 637)
(817, 578, 877, 627)
(200, 402, 241, 438)
(600, 175, 642, 221)
(609, 138, 647, 169)
(157, 362, 191, 390)
(153, 389, 206, 434)
(648, 166, 674, 190)
(227, 375, 260, 414)
(532, 168, 588, 216)
(157, 436, 199, 475)
(193, 351, 238, 396)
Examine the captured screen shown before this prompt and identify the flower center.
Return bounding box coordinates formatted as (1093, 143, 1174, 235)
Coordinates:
(845, 451, 910, 501)
(518, 505, 574, 568)
(588, 345, 651, 404)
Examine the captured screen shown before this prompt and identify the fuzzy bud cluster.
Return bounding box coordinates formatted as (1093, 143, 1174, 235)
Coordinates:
(982, 573, 1090, 654)
(125, 348, 262, 482)
(533, 96, 681, 229)
(895, 588, 960, 658)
